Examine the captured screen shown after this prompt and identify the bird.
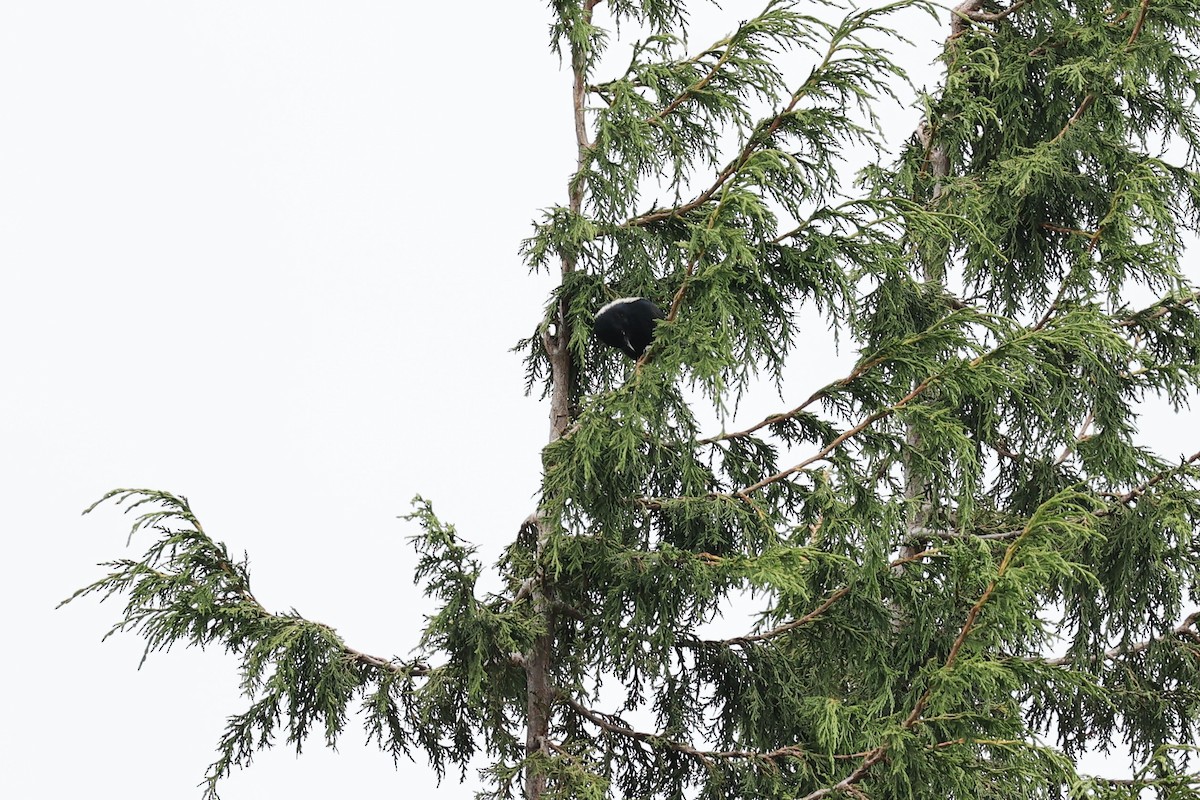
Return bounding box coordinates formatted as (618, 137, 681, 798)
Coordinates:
(592, 297, 665, 360)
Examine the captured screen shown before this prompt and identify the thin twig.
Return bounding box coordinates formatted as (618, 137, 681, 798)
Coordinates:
(1032, 281, 1071, 331)
(700, 353, 891, 445)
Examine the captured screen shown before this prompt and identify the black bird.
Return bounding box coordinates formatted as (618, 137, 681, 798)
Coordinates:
(593, 297, 665, 360)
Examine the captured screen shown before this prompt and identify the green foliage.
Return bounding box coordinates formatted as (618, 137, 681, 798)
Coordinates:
(62, 490, 536, 798)
(68, 1, 1200, 799)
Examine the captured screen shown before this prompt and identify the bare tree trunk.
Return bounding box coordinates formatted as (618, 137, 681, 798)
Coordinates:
(898, 122, 951, 567)
(898, 2, 977, 566)
(523, 4, 597, 797)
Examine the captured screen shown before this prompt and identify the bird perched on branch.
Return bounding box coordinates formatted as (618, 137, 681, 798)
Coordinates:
(593, 297, 665, 360)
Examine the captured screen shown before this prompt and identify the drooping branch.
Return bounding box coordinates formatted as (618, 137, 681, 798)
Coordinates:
(1095, 449, 1200, 516)
(621, 11, 881, 231)
(700, 286, 1198, 456)
(1049, 0, 1154, 145)
(562, 698, 1013, 790)
(64, 489, 431, 679)
(698, 351, 894, 445)
(689, 548, 939, 649)
(561, 694, 857, 766)
(735, 373, 937, 498)
(701, 447, 1199, 660)
(1035, 611, 1200, 668)
(64, 489, 444, 799)
(645, 35, 737, 126)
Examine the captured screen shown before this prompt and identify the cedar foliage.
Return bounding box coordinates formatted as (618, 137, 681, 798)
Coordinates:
(64, 1, 1200, 798)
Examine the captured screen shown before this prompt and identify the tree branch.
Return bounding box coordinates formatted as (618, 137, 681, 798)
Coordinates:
(646, 37, 735, 126)
(701, 548, 939, 648)
(1095, 449, 1200, 517)
(561, 694, 860, 765)
(963, 0, 1029, 24)
(735, 374, 936, 498)
(1054, 409, 1096, 466)
(622, 23, 854, 230)
(1117, 289, 1200, 328)
(1050, 0, 1153, 144)
(1036, 611, 1200, 667)
(698, 351, 892, 446)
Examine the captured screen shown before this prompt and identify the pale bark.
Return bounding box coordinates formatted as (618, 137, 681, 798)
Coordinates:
(523, 3, 599, 797)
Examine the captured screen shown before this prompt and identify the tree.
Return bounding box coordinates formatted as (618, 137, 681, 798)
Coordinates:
(64, 1, 1200, 798)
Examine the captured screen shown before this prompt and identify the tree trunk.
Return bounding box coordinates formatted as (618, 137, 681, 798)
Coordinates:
(523, 4, 597, 797)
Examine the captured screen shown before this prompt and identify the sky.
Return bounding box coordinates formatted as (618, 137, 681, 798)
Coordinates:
(1, 2, 1194, 798)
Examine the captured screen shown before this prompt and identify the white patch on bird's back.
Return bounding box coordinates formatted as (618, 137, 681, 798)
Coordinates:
(595, 297, 645, 317)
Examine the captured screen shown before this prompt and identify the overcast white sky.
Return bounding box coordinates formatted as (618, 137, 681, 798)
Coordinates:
(2, 2, 1194, 798)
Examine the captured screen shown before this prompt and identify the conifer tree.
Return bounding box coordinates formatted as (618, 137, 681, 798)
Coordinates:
(65, 1, 1200, 798)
